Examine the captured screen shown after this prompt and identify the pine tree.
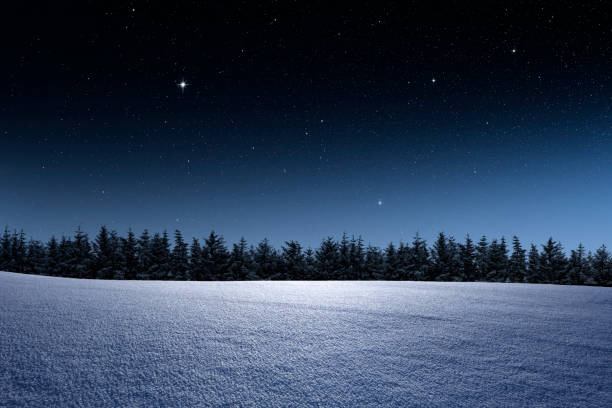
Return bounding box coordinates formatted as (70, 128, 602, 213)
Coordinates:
(93, 226, 114, 279)
(539, 238, 566, 283)
(0, 226, 11, 271)
(72, 227, 92, 278)
(171, 230, 189, 280)
(315, 237, 339, 280)
(486, 238, 509, 282)
(407, 233, 429, 280)
(364, 245, 384, 279)
(591, 245, 611, 285)
(459, 235, 476, 281)
(282, 240, 305, 280)
(475, 235, 489, 281)
(25, 239, 46, 275)
(202, 231, 230, 280)
(137, 229, 153, 280)
(304, 248, 316, 280)
(508, 236, 526, 282)
(228, 237, 253, 280)
(46, 236, 61, 276)
(526, 244, 542, 283)
(149, 232, 171, 280)
(384, 242, 400, 280)
(121, 229, 138, 280)
(349, 235, 365, 279)
(190, 238, 203, 280)
(338, 233, 351, 280)
(57, 236, 73, 277)
(564, 244, 589, 285)
(251, 238, 278, 279)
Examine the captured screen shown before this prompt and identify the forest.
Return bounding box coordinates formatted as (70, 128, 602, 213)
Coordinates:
(1, 226, 610, 286)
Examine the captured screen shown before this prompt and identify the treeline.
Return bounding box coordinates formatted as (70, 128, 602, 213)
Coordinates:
(1, 226, 611, 286)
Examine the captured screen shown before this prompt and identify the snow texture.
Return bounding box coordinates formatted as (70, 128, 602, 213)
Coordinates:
(1, 271, 611, 407)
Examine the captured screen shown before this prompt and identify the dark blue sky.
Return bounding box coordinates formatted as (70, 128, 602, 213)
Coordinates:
(1, 2, 611, 250)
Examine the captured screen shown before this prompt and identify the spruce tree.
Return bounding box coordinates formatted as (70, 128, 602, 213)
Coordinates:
(591, 245, 611, 285)
(171, 230, 189, 280)
(228, 237, 253, 280)
(121, 229, 138, 280)
(202, 231, 230, 280)
(475, 235, 489, 281)
(281, 240, 305, 280)
(137, 229, 153, 279)
(0, 226, 11, 271)
(73, 227, 92, 278)
(407, 233, 429, 280)
(459, 235, 476, 281)
(564, 244, 589, 285)
(508, 236, 526, 282)
(384, 242, 400, 280)
(190, 238, 203, 280)
(315, 237, 339, 280)
(526, 244, 541, 283)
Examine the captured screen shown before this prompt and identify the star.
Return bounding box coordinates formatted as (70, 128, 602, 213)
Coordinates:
(178, 80, 187, 90)
(511, 48, 516, 53)
(377, 200, 383, 206)
(431, 78, 436, 83)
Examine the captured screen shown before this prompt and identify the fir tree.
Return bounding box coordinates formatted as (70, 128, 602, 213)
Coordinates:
(228, 237, 253, 280)
(137, 229, 153, 280)
(252, 238, 277, 279)
(591, 245, 611, 285)
(475, 235, 489, 281)
(508, 236, 526, 282)
(202, 231, 230, 280)
(407, 233, 429, 280)
(121, 229, 138, 280)
(171, 230, 189, 280)
(459, 235, 476, 281)
(281, 240, 305, 280)
(384, 242, 400, 280)
(564, 244, 589, 285)
(526, 244, 541, 283)
(315, 237, 339, 280)
(190, 238, 203, 280)
(364, 245, 384, 279)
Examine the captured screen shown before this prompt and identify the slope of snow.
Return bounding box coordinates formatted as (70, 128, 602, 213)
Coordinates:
(1, 272, 611, 407)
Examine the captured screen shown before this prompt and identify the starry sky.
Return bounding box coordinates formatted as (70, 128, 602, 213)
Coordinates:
(2, 2, 612, 250)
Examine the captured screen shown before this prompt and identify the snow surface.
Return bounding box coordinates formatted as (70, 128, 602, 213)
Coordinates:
(1, 272, 611, 407)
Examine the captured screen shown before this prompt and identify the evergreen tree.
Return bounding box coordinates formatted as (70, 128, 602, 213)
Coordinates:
(349, 235, 365, 279)
(251, 238, 278, 279)
(228, 237, 253, 280)
(137, 229, 153, 280)
(0, 226, 11, 271)
(384, 242, 400, 280)
(407, 233, 429, 280)
(338, 233, 351, 280)
(526, 244, 542, 283)
(475, 235, 489, 281)
(564, 244, 590, 285)
(486, 238, 509, 282)
(304, 248, 316, 280)
(539, 238, 566, 283)
(315, 237, 339, 280)
(171, 230, 189, 280)
(459, 235, 476, 281)
(120, 229, 138, 280)
(202, 231, 230, 280)
(591, 245, 611, 285)
(364, 245, 384, 279)
(93, 226, 114, 279)
(281, 240, 305, 280)
(190, 238, 203, 280)
(508, 236, 526, 282)
(72, 227, 92, 278)
(149, 232, 171, 280)
(46, 236, 61, 276)
(25, 239, 46, 275)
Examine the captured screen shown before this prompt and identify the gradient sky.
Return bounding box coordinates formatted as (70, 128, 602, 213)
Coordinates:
(1, 2, 611, 250)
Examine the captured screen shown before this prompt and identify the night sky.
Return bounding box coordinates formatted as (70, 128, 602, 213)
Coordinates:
(2, 2, 612, 250)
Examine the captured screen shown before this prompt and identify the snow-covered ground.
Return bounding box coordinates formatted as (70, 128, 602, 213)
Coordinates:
(1, 272, 610, 407)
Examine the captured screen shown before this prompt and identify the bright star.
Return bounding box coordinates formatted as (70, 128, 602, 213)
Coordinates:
(431, 78, 436, 83)
(378, 200, 383, 206)
(511, 48, 516, 53)
(178, 80, 187, 89)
